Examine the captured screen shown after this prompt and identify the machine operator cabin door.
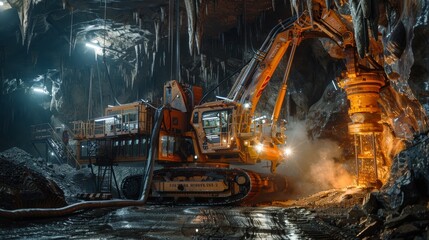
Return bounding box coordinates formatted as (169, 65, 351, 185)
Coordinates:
(201, 110, 231, 149)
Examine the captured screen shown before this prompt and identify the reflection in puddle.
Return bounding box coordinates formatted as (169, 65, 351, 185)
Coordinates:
(0, 206, 308, 239)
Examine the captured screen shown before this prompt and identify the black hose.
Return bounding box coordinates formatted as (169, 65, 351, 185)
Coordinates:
(0, 200, 145, 220)
(139, 107, 164, 202)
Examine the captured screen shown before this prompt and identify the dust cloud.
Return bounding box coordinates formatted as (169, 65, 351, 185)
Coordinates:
(279, 121, 355, 198)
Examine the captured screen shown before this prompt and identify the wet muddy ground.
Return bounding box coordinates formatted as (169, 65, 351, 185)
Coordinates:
(0, 205, 356, 239)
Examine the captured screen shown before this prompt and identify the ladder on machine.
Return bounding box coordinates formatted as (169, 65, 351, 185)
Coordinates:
(87, 139, 121, 197)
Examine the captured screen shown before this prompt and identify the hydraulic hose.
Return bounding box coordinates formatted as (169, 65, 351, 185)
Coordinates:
(0, 200, 145, 220)
(139, 107, 163, 202)
(227, 16, 297, 100)
(0, 107, 165, 220)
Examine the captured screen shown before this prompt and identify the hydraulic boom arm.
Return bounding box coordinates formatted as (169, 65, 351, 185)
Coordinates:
(191, 8, 354, 173)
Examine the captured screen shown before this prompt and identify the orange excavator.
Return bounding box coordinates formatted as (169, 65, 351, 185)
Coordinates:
(72, 3, 385, 205)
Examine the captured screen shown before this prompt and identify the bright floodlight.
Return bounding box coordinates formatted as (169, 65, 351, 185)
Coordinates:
(94, 116, 115, 122)
(283, 147, 293, 157)
(85, 42, 103, 55)
(0, 2, 4, 6)
(243, 102, 251, 109)
(255, 143, 263, 153)
(32, 86, 49, 95)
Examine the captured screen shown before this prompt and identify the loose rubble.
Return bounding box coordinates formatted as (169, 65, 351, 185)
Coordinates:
(0, 156, 66, 209)
(274, 135, 429, 239)
(0, 147, 94, 203)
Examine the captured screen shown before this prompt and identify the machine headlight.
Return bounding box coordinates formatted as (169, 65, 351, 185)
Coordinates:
(243, 102, 251, 109)
(256, 143, 263, 153)
(283, 147, 293, 157)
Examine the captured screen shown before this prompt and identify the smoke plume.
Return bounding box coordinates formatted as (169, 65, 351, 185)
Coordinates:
(279, 121, 354, 198)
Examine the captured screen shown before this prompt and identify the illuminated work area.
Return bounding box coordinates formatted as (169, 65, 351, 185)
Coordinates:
(0, 0, 428, 238)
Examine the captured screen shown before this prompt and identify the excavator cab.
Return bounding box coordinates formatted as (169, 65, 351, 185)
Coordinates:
(190, 100, 287, 173)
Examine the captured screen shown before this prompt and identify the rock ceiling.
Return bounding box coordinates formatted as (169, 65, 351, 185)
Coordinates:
(0, 0, 274, 76)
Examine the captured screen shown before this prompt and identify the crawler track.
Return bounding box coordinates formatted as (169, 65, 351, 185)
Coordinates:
(121, 167, 281, 205)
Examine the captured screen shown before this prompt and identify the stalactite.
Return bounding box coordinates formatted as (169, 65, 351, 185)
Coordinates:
(272, 0, 276, 11)
(200, 54, 206, 69)
(195, 0, 207, 55)
(163, 51, 166, 66)
(243, 0, 247, 53)
(175, 0, 181, 82)
(160, 7, 166, 23)
(209, 61, 213, 83)
(221, 61, 226, 76)
(168, 0, 174, 79)
(9, 0, 35, 45)
(88, 67, 93, 120)
(204, 67, 208, 87)
(151, 52, 156, 78)
(291, 0, 299, 16)
(26, 20, 36, 52)
(216, 63, 220, 95)
(200, 54, 207, 85)
(184, 0, 196, 56)
(131, 45, 139, 89)
(144, 41, 149, 59)
(69, 7, 74, 56)
(168, 0, 173, 53)
(154, 20, 160, 52)
(307, 0, 313, 25)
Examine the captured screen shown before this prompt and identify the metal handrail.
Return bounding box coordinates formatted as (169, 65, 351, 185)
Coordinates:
(31, 123, 80, 169)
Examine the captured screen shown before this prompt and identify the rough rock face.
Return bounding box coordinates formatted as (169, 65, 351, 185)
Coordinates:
(0, 157, 66, 210)
(306, 84, 348, 140)
(305, 83, 357, 163)
(0, 147, 95, 202)
(377, 134, 429, 210)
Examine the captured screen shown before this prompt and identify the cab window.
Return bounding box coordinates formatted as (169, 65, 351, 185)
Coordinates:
(201, 110, 231, 144)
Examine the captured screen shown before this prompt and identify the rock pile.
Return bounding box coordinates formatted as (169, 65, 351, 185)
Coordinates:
(0, 157, 66, 209)
(0, 147, 95, 204)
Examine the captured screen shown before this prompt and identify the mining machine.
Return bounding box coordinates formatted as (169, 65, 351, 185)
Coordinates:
(74, 2, 386, 205)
